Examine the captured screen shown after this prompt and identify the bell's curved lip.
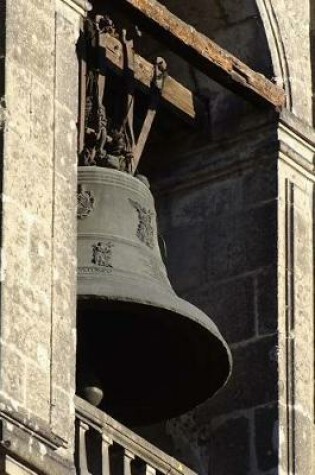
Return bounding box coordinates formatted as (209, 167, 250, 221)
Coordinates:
(77, 167, 232, 423)
(78, 276, 233, 394)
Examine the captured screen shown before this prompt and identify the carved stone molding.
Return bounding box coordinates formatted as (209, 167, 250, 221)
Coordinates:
(0, 416, 75, 475)
(277, 111, 315, 474)
(256, 0, 292, 108)
(279, 110, 315, 175)
(60, 0, 92, 16)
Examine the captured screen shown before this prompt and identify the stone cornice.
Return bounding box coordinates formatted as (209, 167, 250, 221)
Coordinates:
(279, 110, 315, 175)
(60, 0, 92, 16)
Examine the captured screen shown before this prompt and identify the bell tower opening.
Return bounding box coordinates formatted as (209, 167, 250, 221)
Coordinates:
(75, 0, 283, 472)
(75, 2, 234, 428)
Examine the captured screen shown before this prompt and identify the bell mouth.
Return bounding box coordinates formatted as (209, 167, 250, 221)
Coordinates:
(77, 297, 232, 427)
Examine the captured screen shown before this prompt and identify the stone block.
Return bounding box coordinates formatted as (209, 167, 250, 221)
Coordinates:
(185, 276, 256, 344)
(215, 0, 258, 24)
(168, 187, 207, 228)
(7, 317, 50, 370)
(165, 175, 243, 229)
(54, 104, 77, 182)
(55, 13, 79, 112)
(25, 363, 50, 422)
(257, 266, 277, 335)
(7, 0, 55, 84)
(255, 404, 278, 472)
(0, 345, 26, 404)
(161, 0, 257, 43)
(30, 78, 54, 154)
(5, 60, 32, 136)
(197, 335, 278, 418)
(213, 18, 272, 75)
(241, 161, 277, 207)
(208, 415, 250, 475)
(206, 203, 277, 281)
(3, 130, 53, 220)
(29, 221, 53, 290)
(163, 222, 207, 292)
(292, 410, 313, 474)
(50, 386, 73, 443)
(51, 313, 74, 389)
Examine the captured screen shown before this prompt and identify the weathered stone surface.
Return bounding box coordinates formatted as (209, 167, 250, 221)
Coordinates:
(257, 266, 277, 335)
(208, 415, 250, 475)
(241, 161, 277, 207)
(255, 404, 278, 472)
(161, 0, 257, 34)
(0, 0, 82, 467)
(200, 335, 278, 417)
(0, 346, 26, 405)
(277, 118, 315, 474)
(163, 222, 207, 291)
(148, 124, 279, 474)
(206, 203, 277, 281)
(185, 276, 256, 344)
(265, 0, 312, 122)
(25, 364, 50, 422)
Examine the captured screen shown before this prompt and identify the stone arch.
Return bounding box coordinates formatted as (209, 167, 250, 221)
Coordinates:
(255, 0, 292, 109)
(256, 0, 313, 123)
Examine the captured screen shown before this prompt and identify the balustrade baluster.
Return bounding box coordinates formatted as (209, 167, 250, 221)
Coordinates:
(102, 433, 113, 475)
(78, 420, 91, 474)
(75, 398, 197, 475)
(124, 449, 135, 475)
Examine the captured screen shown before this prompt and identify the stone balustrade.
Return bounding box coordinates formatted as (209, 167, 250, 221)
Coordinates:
(75, 396, 197, 475)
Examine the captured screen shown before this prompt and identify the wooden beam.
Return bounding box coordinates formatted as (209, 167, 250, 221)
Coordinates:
(100, 33, 204, 123)
(115, 0, 286, 108)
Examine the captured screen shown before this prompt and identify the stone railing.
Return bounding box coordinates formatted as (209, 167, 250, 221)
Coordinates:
(75, 396, 196, 475)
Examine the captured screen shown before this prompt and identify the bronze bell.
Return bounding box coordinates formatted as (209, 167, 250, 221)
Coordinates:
(76, 166, 232, 426)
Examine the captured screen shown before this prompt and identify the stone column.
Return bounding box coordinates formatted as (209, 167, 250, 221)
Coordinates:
(0, 0, 90, 473)
(278, 110, 315, 474)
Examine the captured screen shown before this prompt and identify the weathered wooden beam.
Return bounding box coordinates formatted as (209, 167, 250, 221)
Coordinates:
(115, 0, 286, 108)
(100, 33, 204, 123)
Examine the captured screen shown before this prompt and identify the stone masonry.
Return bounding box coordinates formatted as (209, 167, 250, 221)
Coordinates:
(139, 118, 279, 475)
(0, 0, 314, 474)
(0, 0, 89, 472)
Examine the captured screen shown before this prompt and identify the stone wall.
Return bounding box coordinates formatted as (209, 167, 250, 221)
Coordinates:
(277, 112, 315, 475)
(139, 121, 279, 475)
(0, 0, 87, 472)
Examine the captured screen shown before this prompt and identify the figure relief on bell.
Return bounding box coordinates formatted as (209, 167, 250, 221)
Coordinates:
(129, 199, 154, 249)
(77, 185, 95, 219)
(92, 241, 113, 270)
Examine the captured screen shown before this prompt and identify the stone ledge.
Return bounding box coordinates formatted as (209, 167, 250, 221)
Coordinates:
(0, 394, 66, 451)
(0, 420, 75, 475)
(59, 0, 92, 16)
